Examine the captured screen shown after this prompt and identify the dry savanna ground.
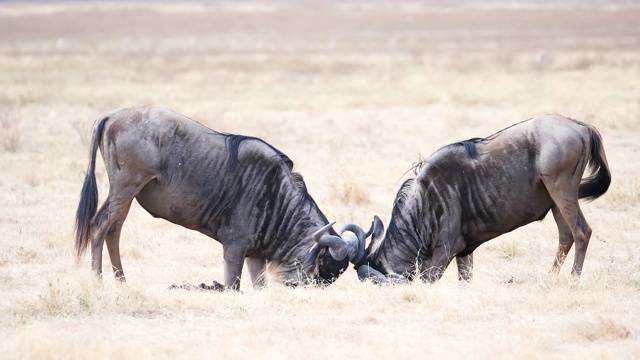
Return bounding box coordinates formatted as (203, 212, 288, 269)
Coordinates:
(1, 1, 639, 359)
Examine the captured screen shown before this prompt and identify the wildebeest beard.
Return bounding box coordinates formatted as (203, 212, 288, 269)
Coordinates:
(266, 245, 348, 287)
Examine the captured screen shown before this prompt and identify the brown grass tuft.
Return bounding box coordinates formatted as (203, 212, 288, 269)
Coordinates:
(577, 317, 633, 341)
(1, 111, 20, 153)
(333, 179, 370, 205)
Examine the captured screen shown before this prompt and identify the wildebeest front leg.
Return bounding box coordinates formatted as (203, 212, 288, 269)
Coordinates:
(422, 252, 450, 283)
(422, 237, 466, 283)
(246, 255, 267, 290)
(456, 253, 473, 282)
(223, 244, 247, 291)
(422, 248, 452, 283)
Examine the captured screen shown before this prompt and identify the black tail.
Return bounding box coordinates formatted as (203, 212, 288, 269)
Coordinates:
(74, 116, 109, 258)
(578, 126, 611, 201)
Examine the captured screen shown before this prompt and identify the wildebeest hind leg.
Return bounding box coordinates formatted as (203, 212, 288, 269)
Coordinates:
(542, 179, 592, 276)
(550, 205, 574, 273)
(105, 201, 132, 282)
(567, 206, 591, 276)
(91, 181, 151, 278)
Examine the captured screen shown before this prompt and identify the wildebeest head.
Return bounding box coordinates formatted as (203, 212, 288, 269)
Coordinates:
(353, 174, 435, 285)
(305, 221, 372, 285)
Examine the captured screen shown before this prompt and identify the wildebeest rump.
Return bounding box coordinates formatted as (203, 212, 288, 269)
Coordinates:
(74, 105, 368, 290)
(357, 115, 611, 284)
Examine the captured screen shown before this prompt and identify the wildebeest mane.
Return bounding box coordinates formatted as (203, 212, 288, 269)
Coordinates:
(223, 134, 326, 221)
(409, 154, 427, 176)
(456, 137, 485, 159)
(448, 118, 536, 161)
(291, 171, 328, 220)
(224, 134, 295, 170)
(387, 179, 414, 241)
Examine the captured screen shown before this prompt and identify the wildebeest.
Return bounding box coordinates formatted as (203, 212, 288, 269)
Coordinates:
(356, 115, 611, 284)
(74, 105, 369, 290)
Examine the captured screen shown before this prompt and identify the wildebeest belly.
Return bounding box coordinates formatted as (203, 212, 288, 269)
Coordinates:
(134, 178, 223, 239)
(461, 184, 554, 252)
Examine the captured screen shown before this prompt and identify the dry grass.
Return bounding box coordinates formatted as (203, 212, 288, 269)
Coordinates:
(1, 110, 21, 153)
(1, 1, 639, 359)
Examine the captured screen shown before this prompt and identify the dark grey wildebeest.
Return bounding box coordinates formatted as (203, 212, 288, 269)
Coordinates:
(75, 105, 369, 290)
(354, 115, 611, 284)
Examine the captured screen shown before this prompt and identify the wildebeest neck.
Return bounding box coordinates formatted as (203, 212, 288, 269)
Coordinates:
(210, 137, 348, 282)
(367, 178, 433, 277)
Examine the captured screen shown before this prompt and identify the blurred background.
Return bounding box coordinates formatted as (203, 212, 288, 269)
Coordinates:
(1, 1, 639, 358)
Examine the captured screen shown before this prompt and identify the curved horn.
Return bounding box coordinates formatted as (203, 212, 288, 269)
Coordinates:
(312, 221, 335, 242)
(357, 264, 388, 285)
(339, 223, 368, 265)
(316, 234, 351, 261)
(313, 222, 354, 261)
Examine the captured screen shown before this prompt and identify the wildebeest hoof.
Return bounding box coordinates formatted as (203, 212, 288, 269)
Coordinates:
(387, 273, 410, 285)
(168, 280, 225, 292)
(197, 280, 225, 291)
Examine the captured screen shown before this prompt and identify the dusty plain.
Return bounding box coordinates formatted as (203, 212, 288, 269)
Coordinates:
(0, 1, 639, 359)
